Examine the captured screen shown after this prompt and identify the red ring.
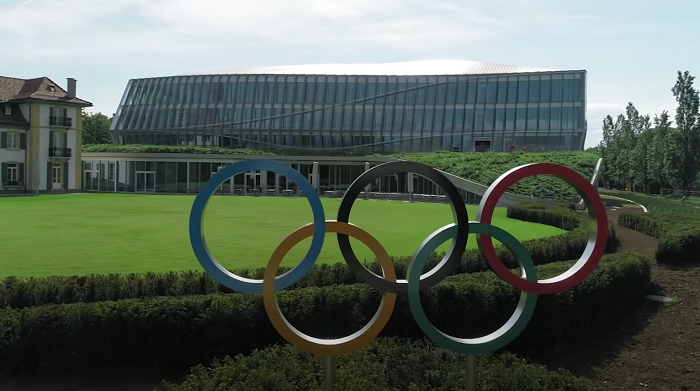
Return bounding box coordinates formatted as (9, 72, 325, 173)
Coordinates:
(476, 163, 608, 295)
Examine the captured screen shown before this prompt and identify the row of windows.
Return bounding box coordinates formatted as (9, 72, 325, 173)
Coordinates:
(116, 105, 585, 133)
(121, 73, 585, 109)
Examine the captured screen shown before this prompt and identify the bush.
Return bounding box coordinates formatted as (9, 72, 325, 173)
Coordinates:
(618, 211, 700, 264)
(0, 203, 618, 309)
(156, 338, 592, 391)
(0, 252, 650, 373)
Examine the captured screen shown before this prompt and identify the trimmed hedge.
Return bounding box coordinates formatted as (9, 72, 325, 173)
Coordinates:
(0, 203, 619, 309)
(0, 252, 650, 373)
(156, 338, 592, 391)
(618, 211, 700, 264)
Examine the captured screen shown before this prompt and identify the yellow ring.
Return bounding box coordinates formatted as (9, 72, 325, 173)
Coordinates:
(262, 221, 397, 356)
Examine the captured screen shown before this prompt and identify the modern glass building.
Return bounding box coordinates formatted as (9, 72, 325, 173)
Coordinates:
(110, 60, 587, 154)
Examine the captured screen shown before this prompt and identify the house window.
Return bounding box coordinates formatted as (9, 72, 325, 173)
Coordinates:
(3, 106, 10, 116)
(53, 132, 63, 148)
(109, 164, 115, 181)
(6, 163, 17, 182)
(7, 133, 18, 149)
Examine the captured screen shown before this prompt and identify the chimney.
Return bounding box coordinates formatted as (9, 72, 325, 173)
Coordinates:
(67, 78, 77, 99)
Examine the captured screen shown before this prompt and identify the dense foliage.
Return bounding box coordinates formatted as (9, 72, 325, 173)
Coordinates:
(0, 202, 617, 309)
(618, 211, 700, 264)
(598, 71, 700, 192)
(156, 338, 592, 391)
(0, 252, 650, 373)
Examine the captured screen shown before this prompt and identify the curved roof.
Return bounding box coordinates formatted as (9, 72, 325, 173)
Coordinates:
(181, 60, 556, 77)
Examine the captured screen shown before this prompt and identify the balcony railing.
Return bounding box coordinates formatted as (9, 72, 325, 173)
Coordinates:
(49, 116, 72, 127)
(49, 148, 72, 158)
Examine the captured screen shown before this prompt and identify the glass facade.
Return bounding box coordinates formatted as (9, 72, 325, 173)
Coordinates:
(111, 70, 587, 153)
(82, 159, 485, 204)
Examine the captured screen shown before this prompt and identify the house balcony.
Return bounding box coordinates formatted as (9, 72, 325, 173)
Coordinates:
(49, 116, 72, 127)
(49, 147, 72, 158)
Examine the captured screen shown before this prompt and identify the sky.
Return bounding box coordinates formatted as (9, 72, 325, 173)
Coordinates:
(1, 0, 698, 149)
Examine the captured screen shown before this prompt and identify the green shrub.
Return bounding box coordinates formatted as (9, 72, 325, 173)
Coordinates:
(156, 338, 592, 391)
(0, 252, 650, 373)
(618, 211, 700, 264)
(0, 203, 619, 309)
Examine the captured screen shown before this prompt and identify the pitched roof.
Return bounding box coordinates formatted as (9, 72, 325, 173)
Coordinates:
(181, 59, 560, 77)
(0, 103, 29, 128)
(0, 76, 92, 107)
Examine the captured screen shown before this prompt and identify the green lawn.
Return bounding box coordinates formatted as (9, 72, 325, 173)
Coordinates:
(0, 194, 565, 277)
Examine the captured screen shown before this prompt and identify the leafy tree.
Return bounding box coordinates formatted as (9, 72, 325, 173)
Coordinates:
(82, 112, 112, 144)
(598, 71, 700, 193)
(670, 71, 700, 189)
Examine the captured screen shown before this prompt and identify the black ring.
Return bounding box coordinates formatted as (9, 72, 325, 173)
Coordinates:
(336, 161, 469, 295)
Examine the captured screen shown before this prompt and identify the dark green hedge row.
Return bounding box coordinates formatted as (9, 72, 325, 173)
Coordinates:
(0, 252, 650, 373)
(156, 338, 592, 391)
(507, 201, 619, 252)
(617, 211, 700, 264)
(0, 203, 619, 309)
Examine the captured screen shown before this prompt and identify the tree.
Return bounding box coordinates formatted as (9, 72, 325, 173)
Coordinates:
(82, 112, 112, 144)
(669, 71, 700, 189)
(648, 111, 672, 190)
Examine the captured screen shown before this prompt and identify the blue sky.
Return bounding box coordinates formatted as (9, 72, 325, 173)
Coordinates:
(1, 0, 698, 148)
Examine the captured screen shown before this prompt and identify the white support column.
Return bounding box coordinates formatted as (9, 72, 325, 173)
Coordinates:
(312, 161, 319, 193)
(261, 170, 267, 194)
(275, 172, 280, 195)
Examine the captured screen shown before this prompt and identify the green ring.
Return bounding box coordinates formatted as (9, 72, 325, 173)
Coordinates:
(407, 222, 539, 355)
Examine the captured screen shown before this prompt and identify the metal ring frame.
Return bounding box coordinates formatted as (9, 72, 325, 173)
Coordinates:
(189, 159, 608, 356)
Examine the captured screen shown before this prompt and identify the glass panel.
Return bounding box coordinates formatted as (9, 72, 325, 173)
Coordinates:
(486, 81, 498, 104)
(494, 108, 505, 130)
(474, 109, 484, 130)
(507, 81, 518, 103)
(516, 108, 527, 129)
(550, 107, 562, 129)
(464, 109, 474, 130)
(540, 80, 551, 102)
(563, 79, 575, 102)
(527, 108, 538, 130)
(497, 81, 508, 103)
(528, 80, 539, 103)
(538, 108, 550, 130)
(505, 108, 516, 130)
(466, 82, 477, 104)
(476, 83, 487, 104)
(517, 81, 528, 103)
(552, 80, 563, 101)
(483, 108, 495, 131)
(456, 80, 468, 104)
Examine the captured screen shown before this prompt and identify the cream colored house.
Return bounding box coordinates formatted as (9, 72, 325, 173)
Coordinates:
(0, 76, 92, 194)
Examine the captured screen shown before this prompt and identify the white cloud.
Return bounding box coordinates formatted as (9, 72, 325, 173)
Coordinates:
(0, 0, 514, 61)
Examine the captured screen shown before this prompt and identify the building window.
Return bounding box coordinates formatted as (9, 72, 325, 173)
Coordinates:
(6, 163, 17, 182)
(4, 106, 10, 116)
(7, 133, 17, 149)
(53, 132, 63, 148)
(109, 164, 115, 181)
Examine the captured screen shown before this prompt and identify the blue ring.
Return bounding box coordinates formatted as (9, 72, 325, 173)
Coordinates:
(188, 159, 326, 294)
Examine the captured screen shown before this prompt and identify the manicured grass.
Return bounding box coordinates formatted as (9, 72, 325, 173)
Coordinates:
(0, 194, 565, 277)
(600, 190, 700, 213)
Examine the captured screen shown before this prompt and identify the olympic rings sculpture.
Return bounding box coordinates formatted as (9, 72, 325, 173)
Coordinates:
(189, 159, 608, 356)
